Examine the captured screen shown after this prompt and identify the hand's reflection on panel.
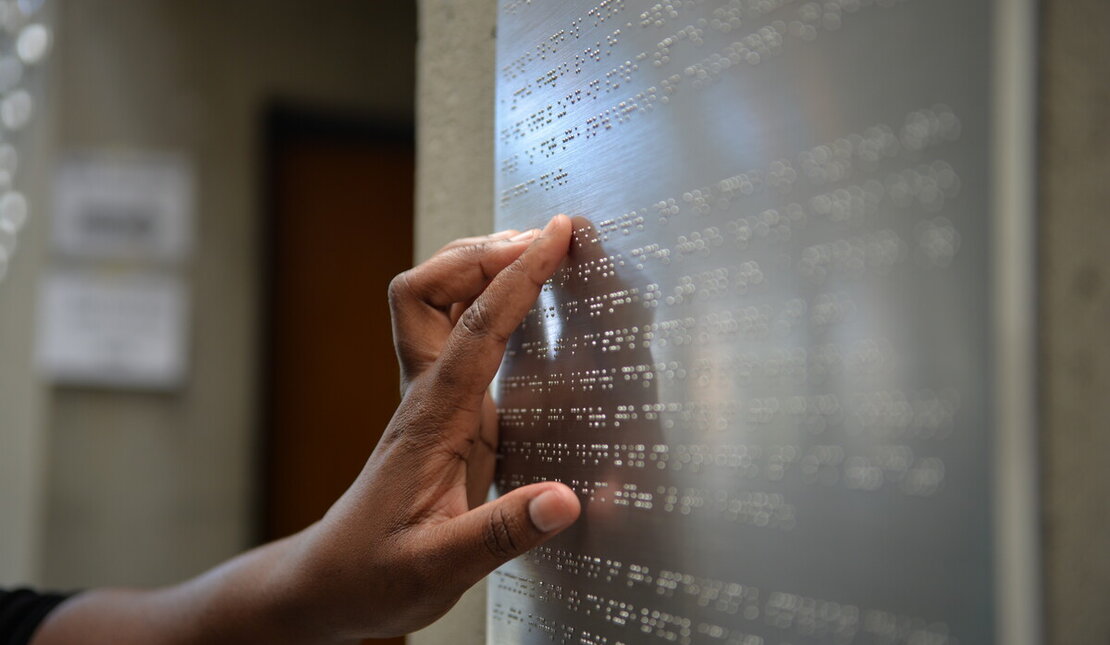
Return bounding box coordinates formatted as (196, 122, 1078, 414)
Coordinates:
(495, 215, 676, 577)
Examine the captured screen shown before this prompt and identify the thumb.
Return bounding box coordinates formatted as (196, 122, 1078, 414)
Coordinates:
(429, 483, 581, 587)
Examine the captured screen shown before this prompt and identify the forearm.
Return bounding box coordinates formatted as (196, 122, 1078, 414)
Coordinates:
(30, 533, 351, 645)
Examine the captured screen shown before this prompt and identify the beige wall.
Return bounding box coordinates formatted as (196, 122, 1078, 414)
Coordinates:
(412, 1, 1110, 644)
(36, 0, 416, 589)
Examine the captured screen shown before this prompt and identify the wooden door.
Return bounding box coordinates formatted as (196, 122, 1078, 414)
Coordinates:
(262, 107, 412, 645)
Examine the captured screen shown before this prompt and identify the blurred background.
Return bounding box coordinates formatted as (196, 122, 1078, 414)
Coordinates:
(0, 2, 1107, 645)
(0, 2, 418, 643)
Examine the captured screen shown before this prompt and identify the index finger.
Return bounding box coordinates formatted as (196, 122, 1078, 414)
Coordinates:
(388, 229, 543, 383)
(391, 229, 540, 314)
(432, 214, 573, 401)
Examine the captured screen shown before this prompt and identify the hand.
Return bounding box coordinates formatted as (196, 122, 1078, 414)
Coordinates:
(288, 213, 582, 638)
(30, 215, 581, 645)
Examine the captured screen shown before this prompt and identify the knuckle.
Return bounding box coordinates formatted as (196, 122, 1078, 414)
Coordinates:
(437, 234, 486, 255)
(458, 299, 492, 338)
(453, 238, 489, 258)
(470, 239, 495, 254)
(526, 269, 548, 291)
(459, 299, 511, 346)
(483, 507, 521, 560)
(458, 242, 499, 281)
(507, 255, 548, 290)
(388, 271, 413, 306)
(505, 255, 528, 275)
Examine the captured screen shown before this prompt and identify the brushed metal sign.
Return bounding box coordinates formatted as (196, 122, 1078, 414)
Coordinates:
(491, 1, 1016, 643)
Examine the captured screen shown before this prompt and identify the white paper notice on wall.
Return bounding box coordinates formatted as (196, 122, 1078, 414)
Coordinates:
(37, 271, 188, 389)
(52, 152, 193, 263)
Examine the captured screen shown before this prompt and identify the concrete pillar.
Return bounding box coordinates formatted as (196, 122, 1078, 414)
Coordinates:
(411, 0, 497, 643)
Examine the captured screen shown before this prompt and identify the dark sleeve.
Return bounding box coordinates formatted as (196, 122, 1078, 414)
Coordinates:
(0, 589, 72, 645)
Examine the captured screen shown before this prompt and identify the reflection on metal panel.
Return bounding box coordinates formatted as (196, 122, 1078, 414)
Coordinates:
(492, 1, 1003, 643)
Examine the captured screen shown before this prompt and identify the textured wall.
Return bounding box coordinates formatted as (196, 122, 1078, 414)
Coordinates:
(37, 0, 416, 589)
(410, 0, 497, 643)
(413, 0, 497, 262)
(1039, 2, 1110, 643)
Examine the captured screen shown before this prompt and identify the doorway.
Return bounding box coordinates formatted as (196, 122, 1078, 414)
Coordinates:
(261, 105, 413, 645)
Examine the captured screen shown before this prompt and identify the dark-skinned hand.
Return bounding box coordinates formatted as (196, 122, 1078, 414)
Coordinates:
(32, 214, 581, 645)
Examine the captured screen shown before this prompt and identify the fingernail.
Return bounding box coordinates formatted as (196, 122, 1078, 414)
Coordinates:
(509, 228, 539, 242)
(528, 490, 576, 533)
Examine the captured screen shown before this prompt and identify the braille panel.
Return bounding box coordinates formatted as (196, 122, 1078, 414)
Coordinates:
(492, 1, 999, 643)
